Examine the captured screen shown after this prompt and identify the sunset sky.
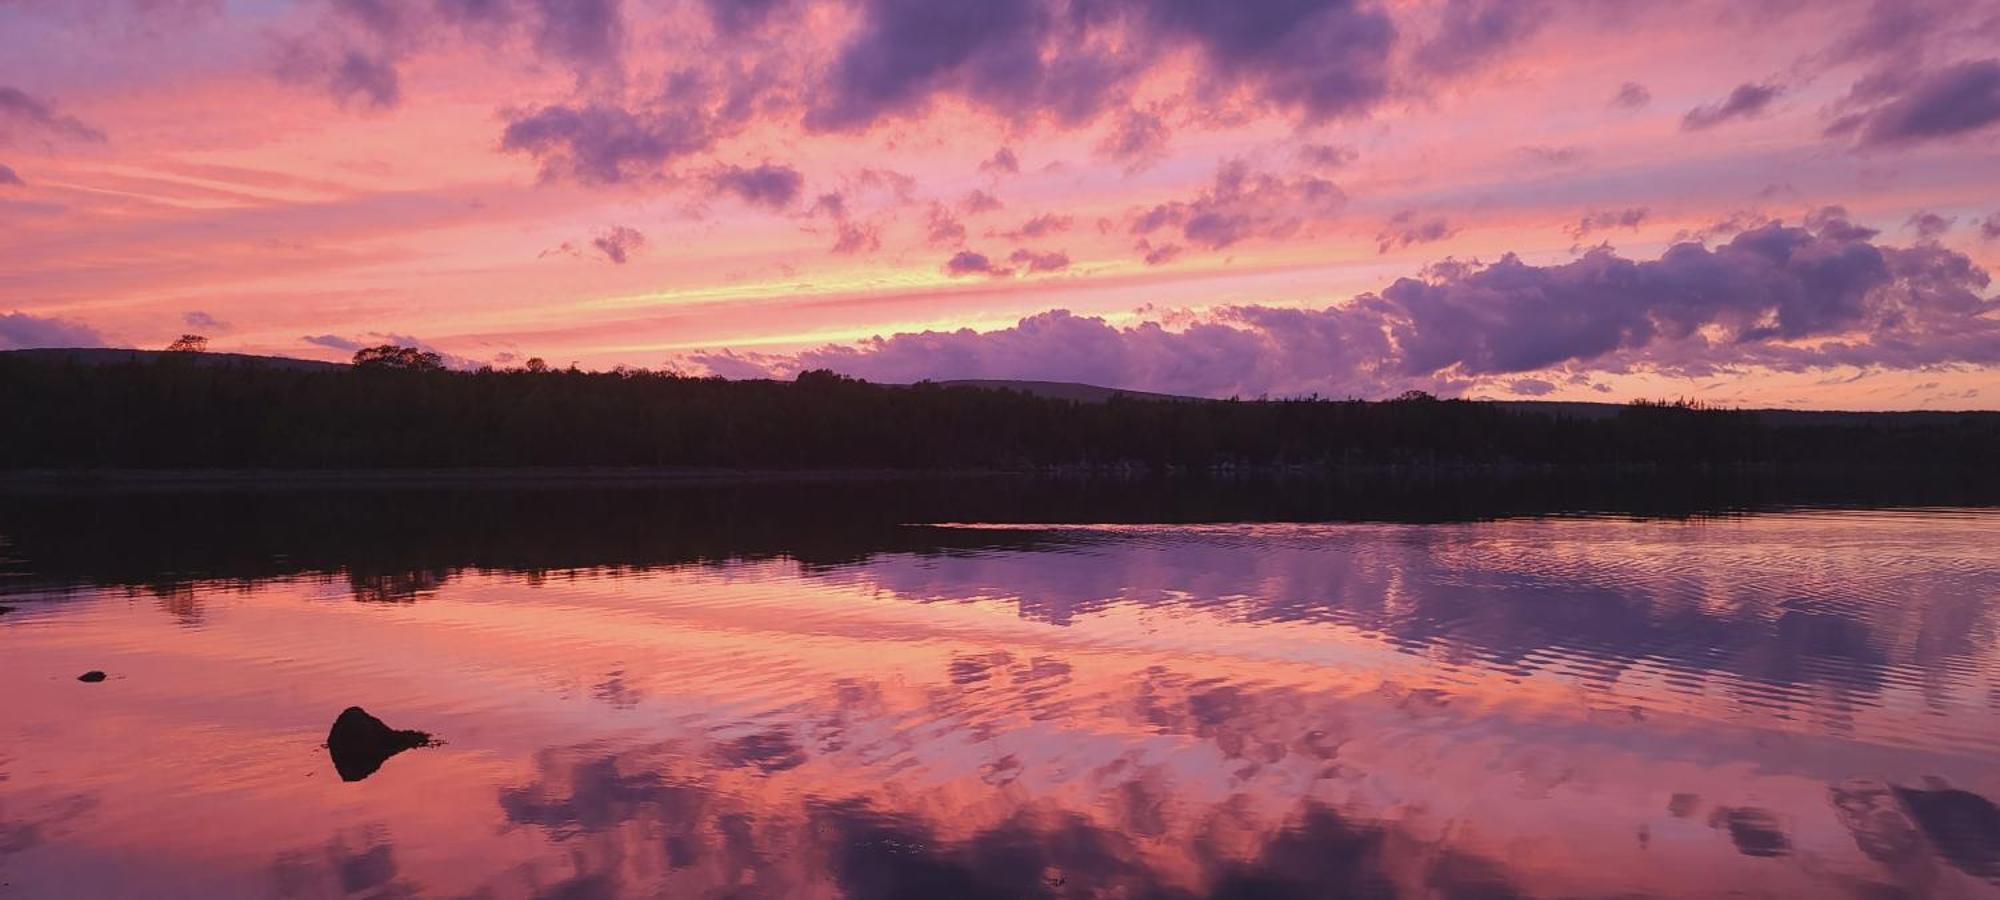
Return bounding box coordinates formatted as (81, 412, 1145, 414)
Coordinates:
(2, 0, 1997, 407)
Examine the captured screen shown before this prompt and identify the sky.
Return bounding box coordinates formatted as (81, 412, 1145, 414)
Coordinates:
(1, 0, 1998, 408)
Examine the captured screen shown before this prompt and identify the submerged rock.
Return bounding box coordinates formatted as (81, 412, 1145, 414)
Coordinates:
(78, 670, 106, 683)
(326, 706, 433, 782)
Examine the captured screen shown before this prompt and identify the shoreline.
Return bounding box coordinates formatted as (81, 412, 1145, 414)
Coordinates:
(0, 467, 1014, 491)
(0, 461, 1990, 493)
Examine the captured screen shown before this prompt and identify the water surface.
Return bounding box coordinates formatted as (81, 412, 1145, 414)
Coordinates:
(2, 484, 1998, 898)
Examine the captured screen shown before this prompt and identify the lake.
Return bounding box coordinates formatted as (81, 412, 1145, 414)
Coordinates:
(2, 478, 1998, 898)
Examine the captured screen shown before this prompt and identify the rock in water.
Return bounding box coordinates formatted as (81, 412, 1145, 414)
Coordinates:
(1895, 785, 2000, 881)
(326, 706, 433, 782)
(78, 670, 107, 683)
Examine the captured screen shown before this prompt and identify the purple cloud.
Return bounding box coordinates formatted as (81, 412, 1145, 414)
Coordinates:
(1007, 248, 1070, 273)
(708, 162, 804, 208)
(331, 0, 406, 38)
(0, 86, 106, 142)
(531, 0, 624, 77)
(182, 310, 227, 331)
(1297, 142, 1357, 169)
(0, 163, 21, 186)
(802, 0, 1112, 131)
(591, 225, 646, 263)
(1096, 108, 1169, 168)
(1567, 207, 1649, 240)
(705, 0, 786, 35)
(1140, 241, 1182, 266)
(1129, 159, 1345, 251)
(1610, 81, 1650, 109)
(943, 250, 1010, 277)
(285, 0, 632, 111)
(700, 217, 2000, 397)
(501, 102, 715, 183)
(802, 0, 1398, 132)
(330, 50, 400, 108)
(1682, 82, 1782, 130)
(1835, 59, 2000, 148)
(926, 204, 967, 246)
(1130, 0, 1397, 122)
(1000, 213, 1072, 240)
(1829, 0, 1949, 64)
(831, 220, 882, 254)
(302, 334, 363, 352)
(1412, 0, 1545, 77)
(1375, 211, 1455, 253)
(979, 146, 1020, 175)
(960, 189, 1003, 215)
(1906, 211, 1952, 240)
(807, 191, 847, 218)
(1982, 212, 2000, 240)
(497, 54, 782, 183)
(0, 311, 105, 350)
(1802, 205, 1880, 242)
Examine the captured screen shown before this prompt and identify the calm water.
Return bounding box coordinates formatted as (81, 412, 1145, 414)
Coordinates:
(2, 483, 1998, 898)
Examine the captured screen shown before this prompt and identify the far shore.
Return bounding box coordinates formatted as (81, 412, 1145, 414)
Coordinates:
(3, 460, 1992, 494)
(0, 467, 1016, 491)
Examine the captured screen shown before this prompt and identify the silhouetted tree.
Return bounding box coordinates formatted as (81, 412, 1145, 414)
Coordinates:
(352, 345, 444, 371)
(523, 357, 549, 373)
(166, 334, 209, 353)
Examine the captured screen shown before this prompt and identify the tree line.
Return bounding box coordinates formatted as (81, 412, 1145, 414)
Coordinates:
(1, 349, 1994, 470)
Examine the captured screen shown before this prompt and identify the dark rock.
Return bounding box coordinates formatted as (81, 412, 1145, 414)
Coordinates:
(1896, 784, 2000, 880)
(326, 706, 433, 782)
(77, 670, 106, 683)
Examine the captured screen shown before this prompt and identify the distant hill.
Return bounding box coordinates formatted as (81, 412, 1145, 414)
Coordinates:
(933, 379, 1196, 403)
(0, 348, 344, 372)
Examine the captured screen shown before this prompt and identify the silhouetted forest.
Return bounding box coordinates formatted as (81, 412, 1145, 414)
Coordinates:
(2, 351, 1996, 470)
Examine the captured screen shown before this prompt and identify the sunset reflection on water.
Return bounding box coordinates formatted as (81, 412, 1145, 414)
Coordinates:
(3, 502, 1998, 898)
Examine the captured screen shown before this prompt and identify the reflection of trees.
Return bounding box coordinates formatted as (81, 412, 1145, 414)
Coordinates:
(0, 485, 1066, 613)
(147, 581, 203, 625)
(347, 568, 449, 604)
(6, 472, 1985, 605)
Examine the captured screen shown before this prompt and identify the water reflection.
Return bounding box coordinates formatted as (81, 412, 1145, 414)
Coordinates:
(493, 739, 1524, 899)
(839, 516, 1999, 741)
(0, 483, 1997, 897)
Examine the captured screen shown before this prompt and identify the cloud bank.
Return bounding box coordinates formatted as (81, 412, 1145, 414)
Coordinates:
(693, 216, 1998, 397)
